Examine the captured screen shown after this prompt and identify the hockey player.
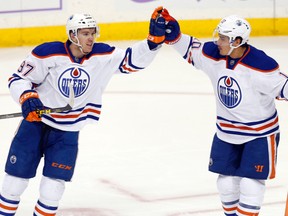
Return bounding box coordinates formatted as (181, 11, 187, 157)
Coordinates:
(160, 8, 287, 216)
(0, 7, 166, 215)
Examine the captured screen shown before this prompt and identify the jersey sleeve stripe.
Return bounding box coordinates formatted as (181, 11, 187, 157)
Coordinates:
(119, 48, 144, 73)
(8, 74, 23, 88)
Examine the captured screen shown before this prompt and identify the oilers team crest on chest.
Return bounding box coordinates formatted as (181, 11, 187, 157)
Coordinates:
(217, 76, 242, 108)
(58, 67, 90, 98)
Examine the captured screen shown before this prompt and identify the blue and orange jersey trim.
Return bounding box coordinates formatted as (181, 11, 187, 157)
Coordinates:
(42, 103, 102, 125)
(216, 111, 279, 137)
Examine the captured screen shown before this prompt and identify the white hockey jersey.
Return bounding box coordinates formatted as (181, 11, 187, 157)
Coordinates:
(173, 34, 288, 144)
(8, 40, 159, 131)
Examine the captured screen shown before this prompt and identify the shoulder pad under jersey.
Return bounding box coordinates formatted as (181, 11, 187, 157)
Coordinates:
(32, 41, 67, 57)
(90, 43, 115, 55)
(202, 41, 226, 61)
(241, 45, 279, 72)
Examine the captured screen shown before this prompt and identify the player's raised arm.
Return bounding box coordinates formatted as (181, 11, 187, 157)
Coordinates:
(161, 8, 181, 45)
(147, 6, 166, 50)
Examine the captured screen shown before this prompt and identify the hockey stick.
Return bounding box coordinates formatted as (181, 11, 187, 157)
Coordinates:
(285, 193, 288, 216)
(0, 83, 74, 120)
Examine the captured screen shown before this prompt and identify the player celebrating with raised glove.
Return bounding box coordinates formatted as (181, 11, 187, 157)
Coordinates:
(147, 6, 166, 49)
(161, 8, 181, 45)
(160, 7, 288, 216)
(0, 7, 166, 216)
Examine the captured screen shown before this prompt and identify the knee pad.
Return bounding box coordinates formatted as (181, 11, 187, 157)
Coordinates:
(240, 178, 265, 206)
(39, 176, 65, 206)
(217, 175, 241, 202)
(1, 174, 29, 201)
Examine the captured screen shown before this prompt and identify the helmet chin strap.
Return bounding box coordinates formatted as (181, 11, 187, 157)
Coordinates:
(227, 41, 243, 56)
(78, 46, 86, 55)
(71, 37, 87, 55)
(227, 47, 235, 56)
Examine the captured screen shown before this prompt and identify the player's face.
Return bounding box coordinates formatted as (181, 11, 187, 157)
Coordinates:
(77, 28, 97, 54)
(215, 34, 231, 55)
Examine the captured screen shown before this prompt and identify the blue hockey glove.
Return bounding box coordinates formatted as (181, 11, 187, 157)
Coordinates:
(162, 8, 181, 45)
(19, 90, 44, 122)
(147, 6, 166, 50)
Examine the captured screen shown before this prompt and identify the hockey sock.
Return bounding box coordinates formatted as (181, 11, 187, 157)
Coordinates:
(235, 178, 265, 216)
(0, 194, 20, 215)
(33, 199, 58, 216)
(217, 175, 241, 215)
(236, 203, 259, 216)
(222, 200, 238, 215)
(33, 176, 65, 216)
(0, 174, 29, 215)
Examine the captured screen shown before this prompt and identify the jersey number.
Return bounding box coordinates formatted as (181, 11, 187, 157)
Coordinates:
(18, 61, 35, 76)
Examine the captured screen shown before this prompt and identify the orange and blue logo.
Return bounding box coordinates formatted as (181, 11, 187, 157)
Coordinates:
(217, 76, 242, 108)
(58, 67, 90, 98)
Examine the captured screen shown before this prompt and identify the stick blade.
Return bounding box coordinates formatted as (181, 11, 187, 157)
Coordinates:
(68, 82, 75, 108)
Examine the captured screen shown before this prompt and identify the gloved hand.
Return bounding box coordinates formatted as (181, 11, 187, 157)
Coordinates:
(147, 6, 166, 50)
(19, 90, 44, 122)
(161, 8, 181, 45)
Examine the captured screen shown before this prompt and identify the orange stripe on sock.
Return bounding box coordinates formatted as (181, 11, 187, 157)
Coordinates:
(0, 203, 18, 211)
(236, 207, 259, 216)
(223, 206, 237, 212)
(35, 206, 56, 216)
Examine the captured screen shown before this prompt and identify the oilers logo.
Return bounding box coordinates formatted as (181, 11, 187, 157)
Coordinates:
(58, 67, 90, 98)
(217, 76, 241, 108)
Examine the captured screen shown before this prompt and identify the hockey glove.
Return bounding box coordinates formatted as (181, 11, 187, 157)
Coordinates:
(161, 8, 181, 45)
(19, 90, 44, 122)
(147, 6, 166, 50)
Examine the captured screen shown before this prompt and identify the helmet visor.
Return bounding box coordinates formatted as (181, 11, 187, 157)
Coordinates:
(212, 28, 231, 47)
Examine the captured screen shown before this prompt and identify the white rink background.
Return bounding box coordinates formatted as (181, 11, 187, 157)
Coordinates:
(0, 37, 288, 216)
